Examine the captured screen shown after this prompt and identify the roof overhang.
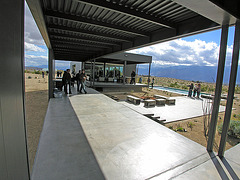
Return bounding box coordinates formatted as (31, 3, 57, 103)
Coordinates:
(94, 52, 152, 65)
(26, 0, 239, 62)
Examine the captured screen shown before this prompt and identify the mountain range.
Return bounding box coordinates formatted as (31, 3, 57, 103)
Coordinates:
(138, 65, 240, 84)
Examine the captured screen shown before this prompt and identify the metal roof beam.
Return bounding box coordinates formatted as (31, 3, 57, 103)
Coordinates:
(54, 51, 90, 56)
(53, 48, 95, 54)
(48, 24, 132, 43)
(45, 10, 148, 37)
(76, 0, 175, 29)
(51, 40, 112, 49)
(52, 44, 106, 52)
(49, 32, 120, 46)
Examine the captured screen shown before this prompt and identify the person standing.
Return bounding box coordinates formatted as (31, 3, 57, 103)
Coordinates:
(79, 69, 87, 94)
(188, 83, 193, 97)
(42, 71, 44, 78)
(151, 77, 155, 88)
(197, 83, 201, 98)
(62, 69, 72, 94)
(193, 83, 197, 97)
(76, 70, 81, 92)
(130, 70, 136, 84)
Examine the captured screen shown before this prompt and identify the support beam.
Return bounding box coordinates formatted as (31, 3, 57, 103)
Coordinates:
(93, 59, 96, 88)
(44, 10, 148, 37)
(148, 63, 151, 87)
(48, 49, 54, 99)
(103, 63, 106, 77)
(52, 40, 112, 49)
(48, 24, 132, 43)
(207, 24, 229, 151)
(50, 32, 121, 46)
(53, 42, 109, 51)
(218, 20, 240, 157)
(77, 0, 175, 28)
(0, 1, 30, 179)
(123, 61, 127, 85)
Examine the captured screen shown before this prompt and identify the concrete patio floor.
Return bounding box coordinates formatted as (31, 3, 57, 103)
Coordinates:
(120, 96, 226, 123)
(32, 87, 239, 179)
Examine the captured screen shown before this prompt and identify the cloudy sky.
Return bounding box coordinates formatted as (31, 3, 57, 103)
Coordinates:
(24, 2, 236, 69)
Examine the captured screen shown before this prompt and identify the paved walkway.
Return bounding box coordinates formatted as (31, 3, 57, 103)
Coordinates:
(32, 87, 239, 179)
(120, 96, 225, 123)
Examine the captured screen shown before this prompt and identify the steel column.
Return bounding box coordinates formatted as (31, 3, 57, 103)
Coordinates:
(0, 0, 30, 179)
(207, 24, 229, 151)
(103, 62, 106, 77)
(123, 61, 126, 85)
(93, 60, 95, 87)
(218, 20, 240, 157)
(48, 49, 54, 99)
(148, 63, 151, 87)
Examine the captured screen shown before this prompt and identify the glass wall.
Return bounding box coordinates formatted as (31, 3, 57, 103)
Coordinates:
(84, 62, 124, 83)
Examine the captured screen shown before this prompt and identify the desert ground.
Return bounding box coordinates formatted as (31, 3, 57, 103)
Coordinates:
(25, 72, 240, 172)
(25, 73, 48, 172)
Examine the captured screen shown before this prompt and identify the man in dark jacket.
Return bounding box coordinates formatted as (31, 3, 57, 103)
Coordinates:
(188, 83, 193, 97)
(62, 69, 72, 94)
(130, 70, 136, 84)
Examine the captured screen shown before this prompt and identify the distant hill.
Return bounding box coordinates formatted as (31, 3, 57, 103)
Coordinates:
(138, 65, 240, 84)
(25, 66, 43, 71)
(25, 65, 69, 71)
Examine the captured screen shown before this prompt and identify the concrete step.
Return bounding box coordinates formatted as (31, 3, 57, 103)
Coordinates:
(144, 114, 154, 117)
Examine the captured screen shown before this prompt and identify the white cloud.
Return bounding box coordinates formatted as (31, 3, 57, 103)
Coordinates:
(24, 2, 45, 46)
(128, 39, 233, 67)
(25, 54, 48, 67)
(25, 42, 45, 52)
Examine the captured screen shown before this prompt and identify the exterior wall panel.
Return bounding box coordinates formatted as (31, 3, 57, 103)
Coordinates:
(0, 0, 30, 179)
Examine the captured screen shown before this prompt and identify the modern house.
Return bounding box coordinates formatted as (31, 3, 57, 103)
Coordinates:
(1, 0, 240, 179)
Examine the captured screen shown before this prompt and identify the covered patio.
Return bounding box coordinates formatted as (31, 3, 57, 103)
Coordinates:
(1, 0, 240, 179)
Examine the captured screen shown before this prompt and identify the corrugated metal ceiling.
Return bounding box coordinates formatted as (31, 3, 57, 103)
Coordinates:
(36, 0, 219, 61)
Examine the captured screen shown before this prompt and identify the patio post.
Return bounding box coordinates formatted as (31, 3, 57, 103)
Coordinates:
(123, 61, 126, 85)
(104, 62, 106, 77)
(218, 20, 240, 157)
(148, 62, 151, 87)
(93, 59, 95, 88)
(207, 24, 229, 152)
(48, 48, 55, 99)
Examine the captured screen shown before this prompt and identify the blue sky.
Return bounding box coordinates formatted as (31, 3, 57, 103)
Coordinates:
(24, 2, 236, 70)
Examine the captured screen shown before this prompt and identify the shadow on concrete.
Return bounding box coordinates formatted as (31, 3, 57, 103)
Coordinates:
(209, 152, 239, 180)
(221, 157, 240, 180)
(208, 152, 229, 179)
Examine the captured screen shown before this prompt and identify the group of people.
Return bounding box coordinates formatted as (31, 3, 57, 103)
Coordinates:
(56, 71, 62, 77)
(188, 83, 201, 98)
(62, 69, 87, 94)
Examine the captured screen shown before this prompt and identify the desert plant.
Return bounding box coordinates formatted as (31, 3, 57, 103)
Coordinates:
(182, 85, 188, 90)
(187, 122, 195, 131)
(176, 127, 184, 132)
(33, 70, 41, 74)
(218, 120, 240, 138)
(168, 126, 173, 130)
